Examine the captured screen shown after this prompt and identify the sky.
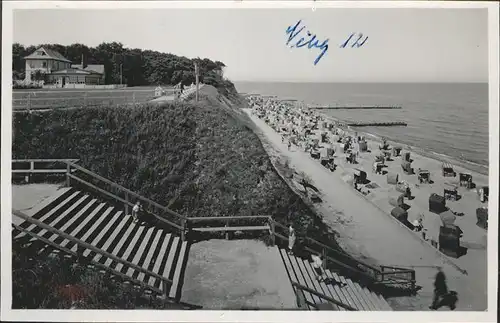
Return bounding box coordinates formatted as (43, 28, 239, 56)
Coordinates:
(13, 8, 488, 83)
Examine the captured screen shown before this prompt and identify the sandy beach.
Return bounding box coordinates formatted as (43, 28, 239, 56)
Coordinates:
(244, 95, 488, 311)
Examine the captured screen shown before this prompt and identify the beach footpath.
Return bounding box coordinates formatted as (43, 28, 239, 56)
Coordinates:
(244, 108, 487, 311)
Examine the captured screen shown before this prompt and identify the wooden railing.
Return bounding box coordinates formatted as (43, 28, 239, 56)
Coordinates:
(12, 209, 180, 308)
(11, 159, 415, 289)
(12, 159, 187, 240)
(291, 282, 357, 311)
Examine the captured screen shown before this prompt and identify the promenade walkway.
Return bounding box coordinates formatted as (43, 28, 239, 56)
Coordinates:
(245, 109, 487, 311)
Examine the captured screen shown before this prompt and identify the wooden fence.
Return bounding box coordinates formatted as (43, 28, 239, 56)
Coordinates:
(12, 88, 178, 111)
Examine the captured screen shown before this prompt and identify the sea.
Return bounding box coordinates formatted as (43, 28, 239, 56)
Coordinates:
(235, 82, 489, 175)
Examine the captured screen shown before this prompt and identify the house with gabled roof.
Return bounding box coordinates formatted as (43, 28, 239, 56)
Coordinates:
(24, 46, 105, 87)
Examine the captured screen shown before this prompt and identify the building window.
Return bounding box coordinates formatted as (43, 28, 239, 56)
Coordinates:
(42, 62, 47, 68)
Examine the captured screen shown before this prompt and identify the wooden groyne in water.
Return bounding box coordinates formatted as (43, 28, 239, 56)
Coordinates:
(347, 121, 408, 127)
(311, 106, 401, 110)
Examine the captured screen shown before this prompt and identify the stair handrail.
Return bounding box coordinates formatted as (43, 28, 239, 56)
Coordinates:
(65, 161, 187, 222)
(290, 281, 357, 311)
(12, 209, 175, 302)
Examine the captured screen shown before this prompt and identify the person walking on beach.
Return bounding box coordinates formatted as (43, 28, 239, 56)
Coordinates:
(288, 139, 292, 151)
(288, 223, 296, 255)
(430, 268, 449, 310)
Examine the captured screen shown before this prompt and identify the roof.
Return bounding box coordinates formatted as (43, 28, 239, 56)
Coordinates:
(50, 68, 102, 76)
(71, 64, 105, 75)
(24, 47, 72, 63)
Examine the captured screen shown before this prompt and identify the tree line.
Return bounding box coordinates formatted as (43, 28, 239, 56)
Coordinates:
(12, 42, 226, 87)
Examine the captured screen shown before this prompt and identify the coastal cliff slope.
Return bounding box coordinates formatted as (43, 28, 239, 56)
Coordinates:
(13, 85, 338, 246)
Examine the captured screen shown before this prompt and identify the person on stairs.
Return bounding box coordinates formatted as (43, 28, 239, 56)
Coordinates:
(311, 253, 325, 282)
(288, 223, 296, 255)
(132, 201, 142, 223)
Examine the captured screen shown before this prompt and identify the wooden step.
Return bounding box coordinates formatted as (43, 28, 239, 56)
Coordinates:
(59, 202, 106, 248)
(46, 198, 98, 243)
(169, 241, 187, 299)
(136, 229, 164, 282)
(125, 227, 155, 276)
(330, 272, 365, 310)
(348, 278, 378, 310)
(15, 190, 81, 238)
(301, 259, 341, 310)
(96, 217, 134, 263)
(287, 254, 316, 308)
(115, 225, 145, 272)
(343, 276, 372, 310)
(323, 269, 356, 310)
(82, 211, 123, 257)
(70, 206, 114, 252)
(295, 256, 322, 306)
(30, 194, 90, 240)
(148, 233, 173, 287)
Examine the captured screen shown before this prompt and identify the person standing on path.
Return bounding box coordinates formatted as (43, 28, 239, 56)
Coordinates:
(288, 223, 296, 255)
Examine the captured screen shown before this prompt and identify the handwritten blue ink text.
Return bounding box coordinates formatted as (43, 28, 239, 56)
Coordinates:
(286, 20, 329, 66)
(340, 33, 369, 48)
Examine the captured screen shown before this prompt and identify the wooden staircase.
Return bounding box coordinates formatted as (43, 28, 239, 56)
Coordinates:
(278, 248, 392, 311)
(12, 188, 189, 302)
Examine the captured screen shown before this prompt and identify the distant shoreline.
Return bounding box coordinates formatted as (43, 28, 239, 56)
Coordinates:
(241, 91, 488, 176)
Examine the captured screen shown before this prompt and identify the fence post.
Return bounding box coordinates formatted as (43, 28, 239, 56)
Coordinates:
(27, 92, 31, 111)
(181, 218, 186, 242)
(65, 163, 71, 187)
(225, 220, 229, 240)
(322, 248, 327, 268)
(133, 92, 136, 105)
(269, 220, 275, 246)
(84, 92, 87, 107)
(162, 279, 168, 308)
(125, 192, 129, 215)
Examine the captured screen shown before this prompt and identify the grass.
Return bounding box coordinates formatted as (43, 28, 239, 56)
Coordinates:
(12, 84, 349, 266)
(12, 244, 183, 309)
(12, 87, 172, 110)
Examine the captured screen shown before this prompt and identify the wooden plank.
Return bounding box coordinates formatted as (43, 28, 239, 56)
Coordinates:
(148, 233, 172, 286)
(136, 230, 163, 282)
(330, 272, 364, 310)
(59, 202, 106, 248)
(287, 254, 316, 308)
(115, 225, 145, 271)
(301, 259, 341, 310)
(343, 277, 372, 311)
(47, 199, 97, 242)
(82, 210, 123, 257)
(100, 220, 137, 264)
(350, 280, 378, 311)
(294, 256, 322, 305)
(191, 225, 269, 232)
(15, 190, 81, 238)
(125, 227, 155, 276)
(162, 237, 180, 280)
(278, 248, 298, 283)
(323, 269, 355, 310)
(169, 241, 187, 299)
(377, 294, 393, 311)
(71, 206, 114, 252)
(31, 195, 89, 240)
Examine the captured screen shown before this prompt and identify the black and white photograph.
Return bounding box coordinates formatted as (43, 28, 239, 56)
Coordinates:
(1, 1, 498, 322)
